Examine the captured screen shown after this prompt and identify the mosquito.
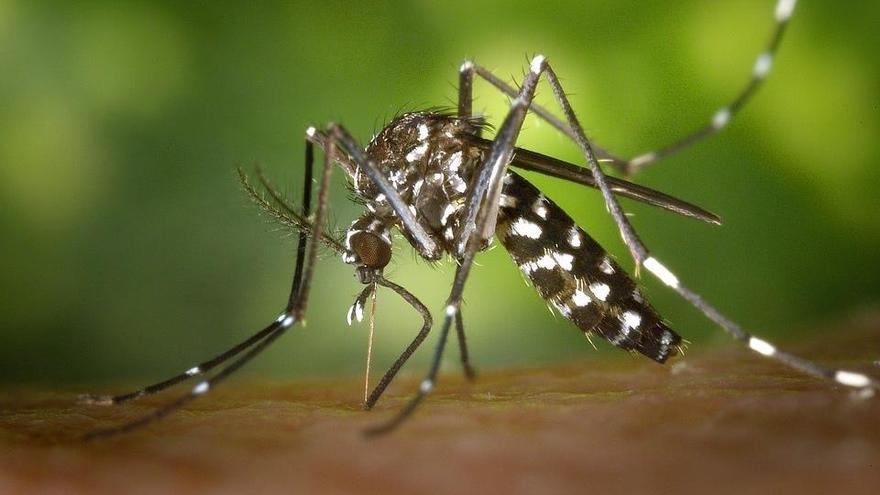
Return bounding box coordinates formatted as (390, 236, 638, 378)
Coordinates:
(80, 0, 875, 439)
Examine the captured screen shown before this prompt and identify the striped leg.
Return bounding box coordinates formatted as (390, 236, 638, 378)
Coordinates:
(323, 125, 443, 261)
(83, 130, 338, 440)
(458, 0, 799, 175)
(454, 310, 477, 381)
(79, 133, 321, 409)
(358, 277, 473, 412)
(250, 168, 442, 412)
(535, 57, 876, 394)
(363, 276, 433, 409)
(615, 0, 798, 174)
(642, 257, 875, 392)
(466, 43, 875, 396)
(366, 55, 549, 435)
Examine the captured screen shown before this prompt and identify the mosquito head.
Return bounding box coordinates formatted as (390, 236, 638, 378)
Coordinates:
(344, 214, 393, 284)
(350, 231, 392, 284)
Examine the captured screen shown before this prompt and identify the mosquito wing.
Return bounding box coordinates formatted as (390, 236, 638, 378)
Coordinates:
(468, 136, 720, 225)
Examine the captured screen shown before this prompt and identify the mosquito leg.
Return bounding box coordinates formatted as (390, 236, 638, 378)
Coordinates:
(78, 321, 286, 406)
(363, 276, 433, 410)
(83, 321, 291, 440)
(454, 310, 476, 381)
(619, 0, 798, 175)
(541, 61, 650, 269)
(360, 279, 474, 409)
(457, 55, 546, 254)
(364, 303, 452, 436)
(367, 55, 549, 434)
(288, 137, 313, 300)
(83, 130, 337, 440)
(458, 60, 474, 118)
(314, 121, 471, 411)
(324, 125, 442, 260)
(254, 164, 447, 404)
(647, 261, 876, 393)
(80, 131, 320, 407)
(458, 58, 572, 140)
(460, 0, 799, 175)
(315, 121, 481, 414)
(458, 58, 617, 162)
(538, 58, 876, 394)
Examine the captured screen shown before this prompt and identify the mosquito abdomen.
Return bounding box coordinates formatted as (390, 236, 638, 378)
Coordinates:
(496, 171, 681, 363)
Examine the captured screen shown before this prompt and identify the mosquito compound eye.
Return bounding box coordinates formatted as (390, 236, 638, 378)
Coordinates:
(349, 231, 392, 270)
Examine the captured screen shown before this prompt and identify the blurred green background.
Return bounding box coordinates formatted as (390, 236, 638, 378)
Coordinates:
(1, 0, 878, 387)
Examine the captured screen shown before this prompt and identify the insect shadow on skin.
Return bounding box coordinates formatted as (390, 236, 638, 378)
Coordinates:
(77, 0, 876, 440)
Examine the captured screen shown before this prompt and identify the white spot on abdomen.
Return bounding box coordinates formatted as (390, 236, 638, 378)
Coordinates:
(621, 310, 642, 330)
(552, 300, 572, 317)
(589, 282, 611, 302)
(567, 227, 581, 248)
(536, 254, 556, 270)
(551, 251, 573, 271)
(572, 290, 590, 307)
(510, 218, 542, 239)
(532, 195, 548, 219)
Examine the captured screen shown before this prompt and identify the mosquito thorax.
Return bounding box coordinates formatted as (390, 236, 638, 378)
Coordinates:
(355, 112, 487, 258)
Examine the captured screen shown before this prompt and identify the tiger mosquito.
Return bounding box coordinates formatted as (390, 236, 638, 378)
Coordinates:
(80, 0, 876, 440)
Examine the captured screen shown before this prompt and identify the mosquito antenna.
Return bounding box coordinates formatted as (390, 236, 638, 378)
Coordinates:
(238, 166, 345, 252)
